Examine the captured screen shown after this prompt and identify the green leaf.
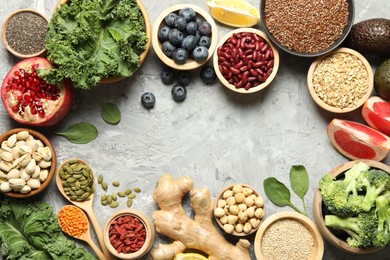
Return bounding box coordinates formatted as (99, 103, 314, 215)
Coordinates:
(289, 165, 309, 200)
(100, 102, 121, 124)
(54, 122, 98, 144)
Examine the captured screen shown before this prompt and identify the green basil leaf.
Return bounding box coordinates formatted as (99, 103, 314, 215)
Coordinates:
(100, 102, 121, 124)
(55, 122, 98, 144)
(289, 165, 309, 200)
(263, 177, 292, 207)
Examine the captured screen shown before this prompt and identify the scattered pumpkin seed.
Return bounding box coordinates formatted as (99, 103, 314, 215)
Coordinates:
(117, 192, 126, 197)
(111, 193, 117, 201)
(134, 187, 141, 193)
(110, 201, 119, 208)
(124, 189, 132, 195)
(101, 200, 108, 206)
(128, 193, 136, 199)
(101, 194, 107, 201)
(127, 199, 133, 208)
(101, 181, 108, 191)
(112, 181, 120, 187)
(107, 196, 112, 204)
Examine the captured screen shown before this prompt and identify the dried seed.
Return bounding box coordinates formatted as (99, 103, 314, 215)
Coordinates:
(112, 181, 120, 187)
(126, 199, 133, 208)
(133, 187, 141, 193)
(124, 189, 132, 195)
(110, 201, 119, 208)
(111, 193, 118, 201)
(128, 194, 136, 199)
(102, 181, 108, 191)
(117, 192, 126, 197)
(98, 175, 103, 184)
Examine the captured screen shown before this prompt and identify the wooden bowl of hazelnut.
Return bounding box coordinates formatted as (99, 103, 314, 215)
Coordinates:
(213, 183, 265, 236)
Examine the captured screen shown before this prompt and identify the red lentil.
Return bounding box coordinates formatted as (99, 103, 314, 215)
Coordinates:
(109, 215, 146, 254)
(264, 0, 349, 53)
(217, 32, 274, 90)
(58, 205, 88, 237)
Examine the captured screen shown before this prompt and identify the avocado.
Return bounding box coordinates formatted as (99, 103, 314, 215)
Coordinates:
(345, 18, 390, 57)
(374, 59, 390, 99)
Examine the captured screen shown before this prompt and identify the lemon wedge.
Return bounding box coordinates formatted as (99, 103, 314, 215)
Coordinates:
(174, 253, 209, 260)
(207, 0, 260, 27)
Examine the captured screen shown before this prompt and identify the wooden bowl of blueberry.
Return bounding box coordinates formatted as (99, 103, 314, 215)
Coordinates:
(152, 4, 218, 70)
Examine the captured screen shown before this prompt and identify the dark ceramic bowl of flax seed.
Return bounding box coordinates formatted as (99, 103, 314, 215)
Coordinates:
(1, 9, 48, 59)
(260, 0, 354, 57)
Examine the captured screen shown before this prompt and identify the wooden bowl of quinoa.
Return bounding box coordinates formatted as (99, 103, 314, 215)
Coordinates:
(307, 48, 373, 113)
(254, 211, 324, 260)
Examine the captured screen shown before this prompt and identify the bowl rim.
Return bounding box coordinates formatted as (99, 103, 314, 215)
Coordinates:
(0, 128, 56, 198)
(254, 211, 324, 260)
(152, 3, 218, 71)
(213, 27, 280, 94)
(1, 9, 48, 59)
(313, 160, 390, 254)
(307, 47, 374, 113)
(213, 183, 264, 236)
(54, 0, 152, 84)
(103, 209, 155, 259)
(259, 0, 355, 57)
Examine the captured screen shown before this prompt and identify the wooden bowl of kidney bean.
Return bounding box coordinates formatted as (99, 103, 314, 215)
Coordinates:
(103, 209, 155, 259)
(213, 28, 279, 94)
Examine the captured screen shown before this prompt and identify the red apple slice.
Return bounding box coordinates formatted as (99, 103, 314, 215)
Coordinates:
(362, 96, 390, 136)
(327, 119, 390, 161)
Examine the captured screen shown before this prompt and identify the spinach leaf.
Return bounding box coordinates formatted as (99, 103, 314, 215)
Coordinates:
(100, 102, 121, 124)
(290, 165, 309, 215)
(55, 122, 98, 144)
(264, 177, 306, 215)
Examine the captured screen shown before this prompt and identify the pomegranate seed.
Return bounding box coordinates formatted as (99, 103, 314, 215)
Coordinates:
(12, 105, 19, 113)
(14, 70, 20, 76)
(38, 110, 45, 118)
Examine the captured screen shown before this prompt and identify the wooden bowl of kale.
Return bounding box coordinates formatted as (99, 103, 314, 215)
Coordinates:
(40, 0, 151, 89)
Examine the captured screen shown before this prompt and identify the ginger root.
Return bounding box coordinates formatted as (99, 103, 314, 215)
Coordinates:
(151, 174, 251, 260)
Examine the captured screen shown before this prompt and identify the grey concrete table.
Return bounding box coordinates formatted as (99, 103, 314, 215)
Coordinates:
(0, 0, 389, 259)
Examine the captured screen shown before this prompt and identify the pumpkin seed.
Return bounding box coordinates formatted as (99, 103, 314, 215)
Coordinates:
(76, 190, 84, 196)
(102, 181, 108, 191)
(111, 193, 117, 201)
(65, 166, 73, 174)
(112, 181, 120, 187)
(75, 181, 81, 189)
(124, 189, 132, 195)
(117, 192, 126, 197)
(101, 200, 108, 206)
(62, 181, 69, 187)
(68, 159, 79, 164)
(101, 194, 107, 201)
(134, 187, 141, 193)
(70, 195, 77, 201)
(67, 177, 76, 183)
(110, 201, 119, 208)
(83, 170, 90, 178)
(73, 174, 82, 179)
(127, 199, 133, 208)
(59, 169, 65, 178)
(128, 194, 136, 199)
(80, 192, 91, 200)
(107, 196, 112, 204)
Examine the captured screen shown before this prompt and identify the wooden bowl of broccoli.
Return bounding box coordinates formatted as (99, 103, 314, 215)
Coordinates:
(313, 160, 390, 254)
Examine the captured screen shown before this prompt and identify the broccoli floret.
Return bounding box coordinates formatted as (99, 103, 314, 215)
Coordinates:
(372, 195, 390, 248)
(343, 162, 370, 196)
(325, 210, 377, 248)
(359, 169, 390, 212)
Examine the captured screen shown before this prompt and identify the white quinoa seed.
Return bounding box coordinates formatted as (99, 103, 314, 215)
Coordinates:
(312, 52, 369, 109)
(261, 219, 314, 260)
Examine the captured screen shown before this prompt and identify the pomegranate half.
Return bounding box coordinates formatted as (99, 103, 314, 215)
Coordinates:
(1, 57, 73, 126)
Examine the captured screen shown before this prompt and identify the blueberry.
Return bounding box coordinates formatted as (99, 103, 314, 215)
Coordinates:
(181, 35, 197, 52)
(141, 92, 155, 109)
(162, 41, 176, 58)
(165, 13, 178, 27)
(185, 21, 198, 35)
(179, 8, 196, 22)
(177, 71, 192, 87)
(168, 28, 184, 47)
(198, 36, 211, 48)
(173, 16, 187, 31)
(195, 31, 202, 44)
(195, 16, 203, 27)
(171, 85, 187, 102)
(198, 21, 212, 36)
(172, 48, 189, 64)
(200, 65, 217, 85)
(158, 26, 170, 42)
(160, 68, 175, 85)
(192, 46, 209, 62)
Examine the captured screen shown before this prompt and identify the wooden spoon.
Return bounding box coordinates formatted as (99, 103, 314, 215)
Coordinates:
(58, 205, 106, 260)
(56, 158, 113, 260)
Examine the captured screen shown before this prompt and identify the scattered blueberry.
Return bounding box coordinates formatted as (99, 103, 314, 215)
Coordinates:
(158, 26, 170, 42)
(179, 8, 196, 22)
(168, 28, 184, 47)
(172, 48, 189, 64)
(198, 21, 212, 36)
(185, 21, 198, 35)
(198, 36, 211, 48)
(181, 35, 197, 52)
(174, 16, 187, 31)
(171, 85, 187, 102)
(200, 65, 217, 85)
(177, 71, 192, 87)
(165, 13, 178, 27)
(141, 92, 156, 109)
(192, 46, 209, 62)
(160, 69, 175, 85)
(162, 41, 176, 58)
(195, 16, 203, 27)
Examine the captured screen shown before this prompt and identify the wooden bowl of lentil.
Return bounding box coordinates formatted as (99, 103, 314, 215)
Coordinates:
(260, 0, 354, 57)
(1, 9, 48, 59)
(313, 160, 390, 254)
(213, 28, 279, 94)
(307, 48, 373, 113)
(0, 128, 56, 198)
(213, 183, 265, 236)
(54, 0, 152, 84)
(103, 209, 155, 259)
(254, 211, 324, 260)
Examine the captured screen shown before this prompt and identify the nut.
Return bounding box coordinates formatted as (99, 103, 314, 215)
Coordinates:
(217, 199, 227, 208)
(0, 182, 12, 192)
(214, 207, 225, 218)
(223, 189, 233, 199)
(223, 224, 234, 234)
(27, 178, 41, 189)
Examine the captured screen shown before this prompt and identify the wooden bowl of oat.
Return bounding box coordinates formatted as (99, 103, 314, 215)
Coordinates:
(307, 48, 373, 113)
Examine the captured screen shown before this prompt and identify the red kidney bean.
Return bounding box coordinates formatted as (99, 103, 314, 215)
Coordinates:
(217, 32, 275, 90)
